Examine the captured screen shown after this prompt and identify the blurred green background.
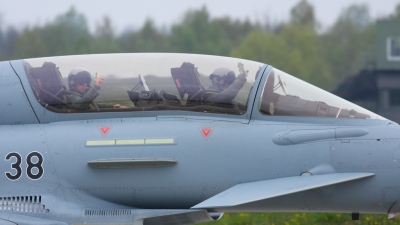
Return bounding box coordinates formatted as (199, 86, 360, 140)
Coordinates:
(2, 0, 399, 91)
(203, 213, 400, 225)
(2, 1, 400, 223)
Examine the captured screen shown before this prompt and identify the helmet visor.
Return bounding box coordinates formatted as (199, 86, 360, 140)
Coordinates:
(74, 77, 91, 85)
(74, 71, 91, 85)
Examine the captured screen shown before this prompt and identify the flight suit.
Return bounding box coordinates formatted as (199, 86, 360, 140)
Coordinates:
(203, 74, 247, 109)
(67, 86, 113, 110)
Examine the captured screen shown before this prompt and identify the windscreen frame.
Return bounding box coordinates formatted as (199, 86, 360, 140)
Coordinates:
(250, 66, 388, 125)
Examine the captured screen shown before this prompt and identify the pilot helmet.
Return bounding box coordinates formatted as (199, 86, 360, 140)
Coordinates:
(68, 67, 92, 91)
(209, 68, 236, 91)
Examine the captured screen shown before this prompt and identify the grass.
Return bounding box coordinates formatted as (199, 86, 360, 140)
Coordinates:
(203, 213, 400, 225)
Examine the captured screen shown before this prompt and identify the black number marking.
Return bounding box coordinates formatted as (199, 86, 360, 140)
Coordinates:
(5, 152, 22, 180)
(5, 152, 44, 180)
(26, 152, 44, 180)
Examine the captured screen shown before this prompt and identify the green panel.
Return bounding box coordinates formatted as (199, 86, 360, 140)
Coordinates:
(376, 19, 400, 69)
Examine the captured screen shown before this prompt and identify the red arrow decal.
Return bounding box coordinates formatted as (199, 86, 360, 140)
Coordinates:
(202, 129, 211, 137)
(98, 126, 113, 137)
(199, 127, 214, 141)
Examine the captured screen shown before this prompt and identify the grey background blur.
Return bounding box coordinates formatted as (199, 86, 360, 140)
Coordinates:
(0, 0, 399, 33)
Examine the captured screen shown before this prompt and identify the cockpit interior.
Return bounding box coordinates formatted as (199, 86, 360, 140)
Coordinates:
(22, 53, 383, 120)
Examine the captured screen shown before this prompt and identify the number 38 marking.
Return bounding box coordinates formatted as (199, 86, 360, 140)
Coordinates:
(5, 152, 44, 180)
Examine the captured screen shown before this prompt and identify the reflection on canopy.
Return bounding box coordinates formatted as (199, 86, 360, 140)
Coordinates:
(23, 54, 263, 115)
(259, 69, 385, 120)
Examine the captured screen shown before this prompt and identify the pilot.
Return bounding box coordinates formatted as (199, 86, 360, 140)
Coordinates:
(203, 63, 248, 109)
(67, 68, 128, 110)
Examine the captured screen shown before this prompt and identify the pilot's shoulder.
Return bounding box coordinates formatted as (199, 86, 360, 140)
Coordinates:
(66, 90, 80, 99)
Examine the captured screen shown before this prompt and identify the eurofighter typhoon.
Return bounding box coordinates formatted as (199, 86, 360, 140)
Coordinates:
(0, 53, 398, 225)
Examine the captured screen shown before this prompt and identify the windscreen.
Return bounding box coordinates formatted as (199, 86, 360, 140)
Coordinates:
(23, 54, 263, 115)
(259, 68, 385, 120)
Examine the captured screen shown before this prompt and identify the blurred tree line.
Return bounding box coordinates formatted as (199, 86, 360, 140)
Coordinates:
(0, 0, 400, 89)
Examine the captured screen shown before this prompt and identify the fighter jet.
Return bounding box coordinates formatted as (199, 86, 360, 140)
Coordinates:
(0, 53, 397, 225)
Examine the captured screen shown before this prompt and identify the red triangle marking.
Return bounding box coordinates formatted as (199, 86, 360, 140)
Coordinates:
(98, 126, 112, 137)
(100, 127, 110, 134)
(199, 127, 214, 141)
(202, 129, 211, 137)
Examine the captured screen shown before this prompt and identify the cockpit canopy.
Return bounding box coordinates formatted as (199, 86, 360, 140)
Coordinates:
(22, 53, 384, 120)
(24, 54, 262, 115)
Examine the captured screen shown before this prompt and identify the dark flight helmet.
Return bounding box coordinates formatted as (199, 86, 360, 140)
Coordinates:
(209, 67, 236, 90)
(68, 67, 92, 91)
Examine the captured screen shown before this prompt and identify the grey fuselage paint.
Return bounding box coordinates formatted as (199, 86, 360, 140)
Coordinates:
(0, 59, 398, 225)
